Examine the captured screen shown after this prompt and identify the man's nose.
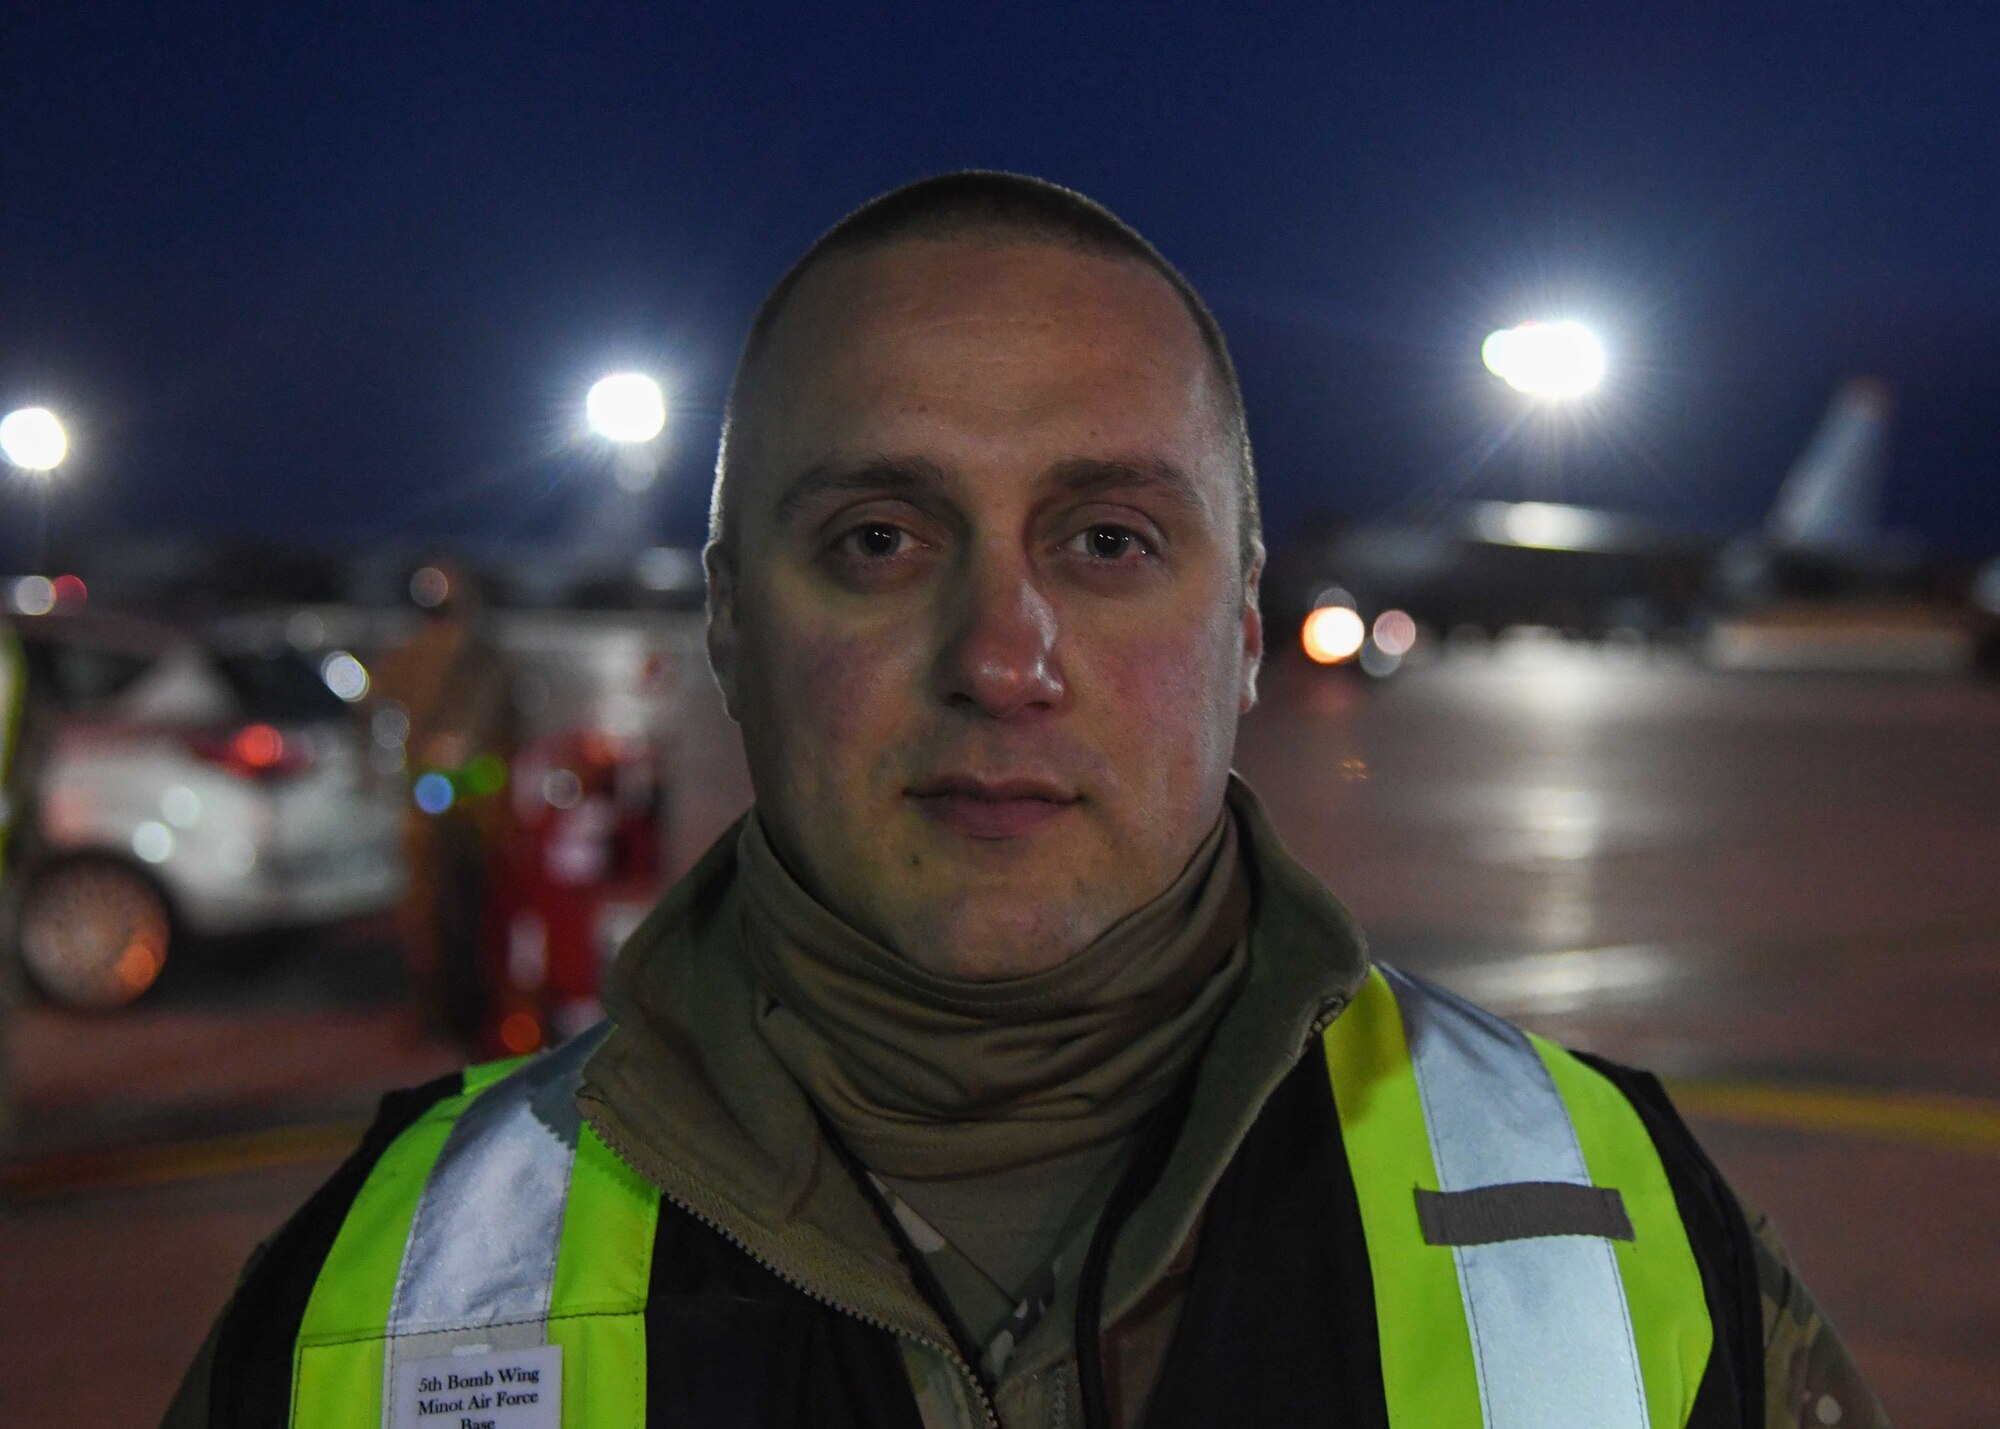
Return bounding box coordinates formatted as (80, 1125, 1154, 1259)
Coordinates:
(934, 552, 1067, 719)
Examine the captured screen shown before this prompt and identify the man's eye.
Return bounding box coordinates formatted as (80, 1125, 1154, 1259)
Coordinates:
(1065, 525, 1152, 560)
(838, 522, 913, 559)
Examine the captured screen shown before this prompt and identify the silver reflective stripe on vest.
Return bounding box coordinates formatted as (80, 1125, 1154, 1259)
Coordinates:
(379, 1024, 609, 1421)
(1382, 965, 1650, 1429)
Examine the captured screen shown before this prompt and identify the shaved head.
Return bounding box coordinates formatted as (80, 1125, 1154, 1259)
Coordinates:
(710, 171, 1260, 579)
(702, 204, 1266, 977)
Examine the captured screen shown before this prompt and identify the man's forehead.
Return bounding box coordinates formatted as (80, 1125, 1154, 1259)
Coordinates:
(762, 234, 1210, 382)
(723, 232, 1240, 547)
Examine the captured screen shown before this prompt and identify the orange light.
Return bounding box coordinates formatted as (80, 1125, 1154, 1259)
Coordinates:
(499, 1010, 544, 1055)
(114, 934, 167, 994)
(232, 723, 285, 770)
(1303, 606, 1366, 664)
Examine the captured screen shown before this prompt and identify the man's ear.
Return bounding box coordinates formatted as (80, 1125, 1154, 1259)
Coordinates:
(704, 541, 742, 723)
(1239, 548, 1266, 714)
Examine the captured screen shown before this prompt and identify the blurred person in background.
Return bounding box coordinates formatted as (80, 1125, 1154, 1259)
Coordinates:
(369, 560, 517, 1043)
(166, 175, 1882, 1428)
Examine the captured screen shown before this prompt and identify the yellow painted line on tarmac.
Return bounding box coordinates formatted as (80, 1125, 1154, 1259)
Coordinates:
(8, 1078, 1999, 1199)
(0, 1118, 369, 1201)
(1668, 1078, 2000, 1155)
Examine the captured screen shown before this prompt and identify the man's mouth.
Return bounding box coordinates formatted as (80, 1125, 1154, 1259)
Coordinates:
(907, 775, 1080, 840)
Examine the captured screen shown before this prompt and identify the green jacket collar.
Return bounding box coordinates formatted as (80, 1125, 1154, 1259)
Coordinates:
(577, 773, 1371, 1379)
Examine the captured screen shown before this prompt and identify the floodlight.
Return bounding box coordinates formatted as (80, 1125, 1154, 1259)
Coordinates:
(586, 373, 667, 444)
(1481, 321, 1606, 399)
(1, 407, 68, 471)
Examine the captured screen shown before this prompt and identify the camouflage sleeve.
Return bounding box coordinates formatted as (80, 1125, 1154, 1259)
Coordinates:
(1750, 1209, 1888, 1428)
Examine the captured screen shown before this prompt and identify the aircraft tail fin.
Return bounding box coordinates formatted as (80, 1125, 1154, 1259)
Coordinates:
(1766, 378, 1894, 550)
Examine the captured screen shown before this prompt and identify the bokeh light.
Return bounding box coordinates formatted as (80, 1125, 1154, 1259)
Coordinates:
(542, 768, 584, 809)
(463, 753, 509, 797)
(1360, 642, 1403, 679)
(232, 724, 287, 772)
(131, 821, 175, 865)
(161, 785, 202, 829)
(413, 771, 457, 815)
(372, 705, 411, 747)
(319, 651, 370, 702)
(1303, 606, 1367, 664)
(410, 565, 451, 609)
(1372, 608, 1419, 657)
(11, 575, 55, 615)
(499, 1009, 544, 1055)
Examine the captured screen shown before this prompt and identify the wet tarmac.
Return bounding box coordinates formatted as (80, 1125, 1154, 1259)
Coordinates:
(1242, 643, 2000, 1423)
(4, 641, 1995, 1424)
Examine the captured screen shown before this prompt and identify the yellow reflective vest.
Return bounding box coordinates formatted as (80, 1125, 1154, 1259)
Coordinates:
(224, 965, 1724, 1428)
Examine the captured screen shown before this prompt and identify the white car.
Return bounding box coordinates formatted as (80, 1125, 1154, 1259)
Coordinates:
(7, 613, 407, 1007)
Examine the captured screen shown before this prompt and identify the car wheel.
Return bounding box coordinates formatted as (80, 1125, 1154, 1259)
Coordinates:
(17, 858, 174, 1009)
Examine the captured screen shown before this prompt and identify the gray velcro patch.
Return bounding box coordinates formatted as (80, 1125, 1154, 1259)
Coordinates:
(1415, 1181, 1635, 1246)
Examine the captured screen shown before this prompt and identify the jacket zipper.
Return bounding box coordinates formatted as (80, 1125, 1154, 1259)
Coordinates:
(588, 1113, 1006, 1429)
(1070, 991, 1355, 1429)
(585, 988, 1353, 1429)
(1307, 993, 1349, 1044)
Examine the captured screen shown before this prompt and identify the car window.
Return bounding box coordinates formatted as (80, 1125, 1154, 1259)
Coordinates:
(212, 648, 349, 722)
(17, 636, 156, 712)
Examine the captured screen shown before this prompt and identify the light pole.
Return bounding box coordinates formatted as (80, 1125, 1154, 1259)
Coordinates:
(1480, 320, 1608, 507)
(1, 406, 70, 569)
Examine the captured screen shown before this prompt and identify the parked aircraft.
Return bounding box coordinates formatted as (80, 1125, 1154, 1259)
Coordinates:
(1268, 378, 1999, 675)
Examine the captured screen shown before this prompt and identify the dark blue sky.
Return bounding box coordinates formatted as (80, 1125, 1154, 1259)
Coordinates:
(4, 3, 1998, 568)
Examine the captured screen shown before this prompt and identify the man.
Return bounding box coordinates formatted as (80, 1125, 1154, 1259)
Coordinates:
(167, 173, 1882, 1428)
(371, 561, 518, 1041)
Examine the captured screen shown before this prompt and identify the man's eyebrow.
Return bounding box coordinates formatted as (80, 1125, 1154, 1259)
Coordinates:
(770, 457, 950, 527)
(1044, 457, 1211, 516)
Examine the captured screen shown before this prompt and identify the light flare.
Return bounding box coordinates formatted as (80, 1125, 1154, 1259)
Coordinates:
(586, 372, 667, 444)
(0, 406, 68, 471)
(1481, 321, 1606, 399)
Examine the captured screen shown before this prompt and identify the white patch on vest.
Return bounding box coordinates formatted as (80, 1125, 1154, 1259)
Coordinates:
(391, 1343, 561, 1429)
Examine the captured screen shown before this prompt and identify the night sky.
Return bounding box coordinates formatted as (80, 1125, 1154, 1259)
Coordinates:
(5, 3, 1998, 573)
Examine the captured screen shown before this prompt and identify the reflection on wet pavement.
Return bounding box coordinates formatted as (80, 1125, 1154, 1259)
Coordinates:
(1242, 646, 2000, 1423)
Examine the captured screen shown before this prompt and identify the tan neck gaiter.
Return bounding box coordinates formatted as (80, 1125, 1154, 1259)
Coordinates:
(739, 808, 1251, 1180)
